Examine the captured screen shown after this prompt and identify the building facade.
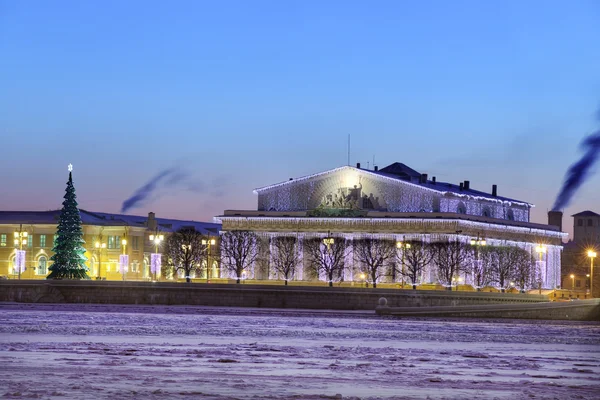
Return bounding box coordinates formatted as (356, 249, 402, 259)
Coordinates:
(0, 211, 220, 281)
(560, 211, 600, 297)
(218, 163, 566, 289)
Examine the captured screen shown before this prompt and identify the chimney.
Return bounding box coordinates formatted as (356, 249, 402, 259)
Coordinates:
(459, 182, 464, 191)
(432, 176, 436, 184)
(374, 165, 378, 171)
(148, 212, 157, 231)
(548, 210, 563, 232)
(356, 162, 361, 169)
(464, 180, 470, 190)
(492, 184, 497, 197)
(420, 173, 428, 183)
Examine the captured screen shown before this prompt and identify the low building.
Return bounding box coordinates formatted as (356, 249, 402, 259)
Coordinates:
(561, 211, 599, 297)
(218, 162, 566, 288)
(0, 211, 220, 280)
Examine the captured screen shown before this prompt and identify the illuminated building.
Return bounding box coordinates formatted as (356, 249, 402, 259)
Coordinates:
(218, 162, 566, 288)
(0, 211, 219, 280)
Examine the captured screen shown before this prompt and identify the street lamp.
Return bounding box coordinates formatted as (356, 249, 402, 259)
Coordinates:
(182, 243, 192, 282)
(13, 225, 28, 279)
(359, 273, 366, 288)
(535, 245, 547, 294)
(587, 250, 596, 297)
(201, 237, 216, 281)
(94, 241, 107, 280)
(470, 235, 486, 290)
(119, 239, 128, 281)
(149, 232, 164, 281)
(323, 232, 335, 287)
(396, 240, 411, 287)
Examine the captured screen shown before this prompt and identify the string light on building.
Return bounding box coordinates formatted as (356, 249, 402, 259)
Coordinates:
(149, 231, 164, 281)
(13, 225, 28, 279)
(119, 238, 128, 281)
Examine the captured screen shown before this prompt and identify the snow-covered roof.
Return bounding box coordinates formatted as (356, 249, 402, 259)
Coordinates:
(0, 210, 220, 235)
(254, 164, 533, 207)
(571, 210, 600, 217)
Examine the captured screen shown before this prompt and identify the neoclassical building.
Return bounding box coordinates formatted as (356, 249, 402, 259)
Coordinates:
(218, 162, 567, 288)
(0, 210, 220, 281)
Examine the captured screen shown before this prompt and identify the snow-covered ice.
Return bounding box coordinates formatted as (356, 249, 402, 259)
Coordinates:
(0, 303, 599, 399)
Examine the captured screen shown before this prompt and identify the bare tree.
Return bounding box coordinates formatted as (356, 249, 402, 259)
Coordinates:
(353, 238, 396, 288)
(471, 246, 496, 290)
(489, 246, 532, 291)
(164, 228, 206, 283)
(304, 236, 348, 287)
(270, 236, 301, 285)
(220, 230, 259, 284)
(511, 248, 535, 292)
(430, 240, 471, 290)
(397, 240, 433, 289)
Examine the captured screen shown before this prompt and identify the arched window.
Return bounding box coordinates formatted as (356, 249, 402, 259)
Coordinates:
(482, 206, 491, 218)
(37, 256, 47, 275)
(506, 209, 515, 221)
(588, 219, 593, 227)
(457, 202, 467, 214)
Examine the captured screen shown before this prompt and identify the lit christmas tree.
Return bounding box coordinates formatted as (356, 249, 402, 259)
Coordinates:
(47, 164, 89, 280)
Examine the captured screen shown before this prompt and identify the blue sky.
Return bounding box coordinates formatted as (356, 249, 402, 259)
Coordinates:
(1, 0, 599, 237)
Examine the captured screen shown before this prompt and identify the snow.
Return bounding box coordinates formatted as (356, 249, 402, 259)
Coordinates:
(1, 303, 599, 399)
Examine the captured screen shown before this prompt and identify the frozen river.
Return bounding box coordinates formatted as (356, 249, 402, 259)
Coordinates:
(1, 303, 599, 399)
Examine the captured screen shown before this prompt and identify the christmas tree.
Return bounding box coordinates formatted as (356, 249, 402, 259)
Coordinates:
(47, 164, 90, 280)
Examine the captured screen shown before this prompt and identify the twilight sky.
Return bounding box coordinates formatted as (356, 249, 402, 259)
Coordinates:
(1, 0, 599, 239)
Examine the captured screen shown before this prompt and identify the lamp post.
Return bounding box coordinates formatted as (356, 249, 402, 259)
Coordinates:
(149, 232, 164, 281)
(587, 250, 596, 297)
(396, 240, 411, 288)
(535, 245, 546, 294)
(94, 241, 107, 280)
(470, 235, 486, 290)
(323, 232, 335, 287)
(586, 273, 591, 295)
(570, 274, 575, 291)
(119, 239, 128, 281)
(181, 243, 192, 282)
(13, 225, 28, 279)
(201, 237, 216, 281)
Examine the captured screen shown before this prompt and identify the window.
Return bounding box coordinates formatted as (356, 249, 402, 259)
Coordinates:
(107, 236, 121, 249)
(576, 279, 581, 288)
(482, 206, 491, 218)
(578, 219, 584, 227)
(588, 219, 593, 227)
(132, 260, 139, 272)
(53, 235, 58, 246)
(40, 235, 46, 247)
(38, 256, 47, 275)
(132, 236, 139, 250)
(27, 235, 33, 248)
(0, 234, 6, 247)
(457, 202, 467, 214)
(507, 209, 515, 221)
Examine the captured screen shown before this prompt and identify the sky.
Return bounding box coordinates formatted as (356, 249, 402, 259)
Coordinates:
(1, 0, 599, 239)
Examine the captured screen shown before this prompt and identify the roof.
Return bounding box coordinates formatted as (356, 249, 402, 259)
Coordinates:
(254, 163, 532, 207)
(0, 210, 221, 235)
(571, 210, 600, 217)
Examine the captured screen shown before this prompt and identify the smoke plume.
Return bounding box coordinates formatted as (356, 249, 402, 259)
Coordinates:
(121, 167, 202, 213)
(553, 112, 600, 211)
